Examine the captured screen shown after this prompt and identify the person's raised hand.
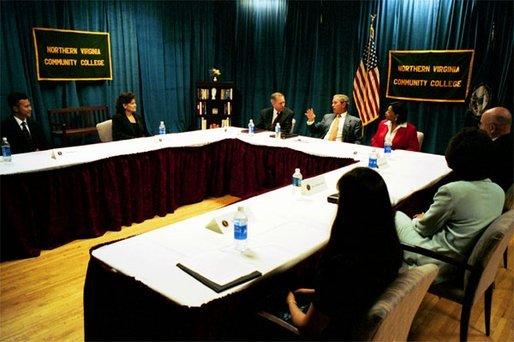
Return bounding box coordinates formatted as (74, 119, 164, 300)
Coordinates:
(305, 108, 316, 122)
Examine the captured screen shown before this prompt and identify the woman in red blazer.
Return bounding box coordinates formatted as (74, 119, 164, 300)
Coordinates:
(371, 102, 420, 151)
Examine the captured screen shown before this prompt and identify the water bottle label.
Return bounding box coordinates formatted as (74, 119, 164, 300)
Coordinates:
(384, 144, 392, 154)
(2, 146, 11, 157)
(292, 177, 301, 187)
(234, 223, 247, 240)
(368, 157, 378, 168)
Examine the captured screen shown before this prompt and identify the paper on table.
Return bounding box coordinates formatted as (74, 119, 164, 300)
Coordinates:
(178, 250, 259, 286)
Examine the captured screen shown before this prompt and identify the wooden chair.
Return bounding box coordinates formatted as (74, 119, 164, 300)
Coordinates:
(257, 264, 438, 340)
(96, 119, 113, 143)
(401, 210, 514, 341)
(48, 105, 109, 146)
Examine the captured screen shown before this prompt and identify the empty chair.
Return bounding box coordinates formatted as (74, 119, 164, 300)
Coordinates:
(401, 210, 514, 341)
(290, 118, 296, 134)
(96, 119, 113, 143)
(257, 263, 438, 340)
(48, 105, 109, 146)
(417, 131, 424, 149)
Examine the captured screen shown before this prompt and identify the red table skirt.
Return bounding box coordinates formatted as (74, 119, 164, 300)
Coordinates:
(1, 139, 356, 260)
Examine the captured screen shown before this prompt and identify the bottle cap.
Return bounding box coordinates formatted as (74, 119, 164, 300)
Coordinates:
(160, 121, 164, 125)
(295, 168, 300, 172)
(237, 206, 244, 212)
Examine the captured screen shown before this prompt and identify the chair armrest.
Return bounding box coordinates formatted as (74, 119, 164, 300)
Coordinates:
(257, 311, 300, 336)
(400, 243, 473, 271)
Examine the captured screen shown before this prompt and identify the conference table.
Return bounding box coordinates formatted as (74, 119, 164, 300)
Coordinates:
(80, 128, 452, 340)
(1, 128, 359, 260)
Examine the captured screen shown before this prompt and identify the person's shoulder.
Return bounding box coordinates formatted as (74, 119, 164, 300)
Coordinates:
(496, 132, 513, 147)
(443, 179, 503, 195)
(406, 122, 417, 131)
(260, 107, 273, 114)
(1, 115, 14, 124)
(441, 180, 469, 191)
(1, 116, 16, 129)
(347, 114, 361, 122)
(284, 107, 294, 115)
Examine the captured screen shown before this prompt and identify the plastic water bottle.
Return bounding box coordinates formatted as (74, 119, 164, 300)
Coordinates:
(292, 168, 303, 198)
(248, 119, 255, 134)
(234, 206, 248, 251)
(275, 122, 281, 139)
(159, 121, 166, 135)
(384, 139, 392, 156)
(368, 149, 378, 169)
(2, 137, 12, 162)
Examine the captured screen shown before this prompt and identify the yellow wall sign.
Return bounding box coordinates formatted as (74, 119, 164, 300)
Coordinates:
(386, 50, 474, 103)
(32, 27, 113, 81)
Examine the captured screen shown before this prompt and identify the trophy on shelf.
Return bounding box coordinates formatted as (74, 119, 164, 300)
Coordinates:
(209, 68, 221, 82)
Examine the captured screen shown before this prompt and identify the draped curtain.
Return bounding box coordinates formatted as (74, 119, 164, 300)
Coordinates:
(1, 0, 511, 154)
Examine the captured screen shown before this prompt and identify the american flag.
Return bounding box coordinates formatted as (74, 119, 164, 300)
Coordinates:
(353, 20, 380, 126)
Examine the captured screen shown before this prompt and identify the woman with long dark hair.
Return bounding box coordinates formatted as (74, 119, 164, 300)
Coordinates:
(285, 167, 403, 338)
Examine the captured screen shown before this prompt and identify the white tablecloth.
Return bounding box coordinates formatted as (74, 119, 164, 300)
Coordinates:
(0, 127, 430, 175)
(92, 138, 451, 307)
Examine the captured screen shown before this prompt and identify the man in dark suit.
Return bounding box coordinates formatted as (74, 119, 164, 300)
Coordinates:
(1, 92, 48, 154)
(480, 106, 513, 192)
(256, 92, 294, 133)
(305, 94, 362, 144)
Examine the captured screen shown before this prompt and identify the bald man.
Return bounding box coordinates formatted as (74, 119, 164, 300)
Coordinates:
(480, 107, 513, 191)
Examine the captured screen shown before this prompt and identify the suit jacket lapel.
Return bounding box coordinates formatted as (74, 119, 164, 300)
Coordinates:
(341, 115, 350, 141)
(325, 114, 335, 135)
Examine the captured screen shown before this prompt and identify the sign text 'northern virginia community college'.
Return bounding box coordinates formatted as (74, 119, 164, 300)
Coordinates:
(386, 50, 474, 103)
(33, 27, 112, 81)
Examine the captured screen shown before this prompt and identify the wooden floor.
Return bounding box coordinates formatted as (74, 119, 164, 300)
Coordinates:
(1, 195, 512, 341)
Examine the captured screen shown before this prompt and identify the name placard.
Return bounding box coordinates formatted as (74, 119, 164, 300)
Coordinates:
(32, 27, 112, 81)
(301, 175, 327, 196)
(386, 50, 474, 102)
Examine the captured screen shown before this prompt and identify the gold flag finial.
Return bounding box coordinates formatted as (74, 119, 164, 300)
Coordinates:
(369, 14, 376, 38)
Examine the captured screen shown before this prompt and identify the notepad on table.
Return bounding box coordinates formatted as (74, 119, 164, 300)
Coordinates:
(177, 251, 262, 293)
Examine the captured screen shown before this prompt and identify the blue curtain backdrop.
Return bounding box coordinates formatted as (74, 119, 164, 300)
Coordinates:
(1, 0, 512, 154)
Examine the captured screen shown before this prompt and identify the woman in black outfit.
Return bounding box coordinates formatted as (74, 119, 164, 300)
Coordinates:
(112, 92, 147, 141)
(285, 167, 403, 339)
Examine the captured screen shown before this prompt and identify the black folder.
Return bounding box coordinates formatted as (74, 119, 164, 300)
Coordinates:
(268, 133, 299, 139)
(176, 263, 262, 293)
(327, 193, 339, 204)
(241, 128, 266, 133)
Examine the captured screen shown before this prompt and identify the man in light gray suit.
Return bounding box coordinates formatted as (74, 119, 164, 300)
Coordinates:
(305, 94, 362, 144)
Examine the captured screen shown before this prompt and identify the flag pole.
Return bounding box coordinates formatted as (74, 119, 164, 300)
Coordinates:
(367, 14, 376, 74)
(353, 13, 381, 130)
(361, 14, 377, 139)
